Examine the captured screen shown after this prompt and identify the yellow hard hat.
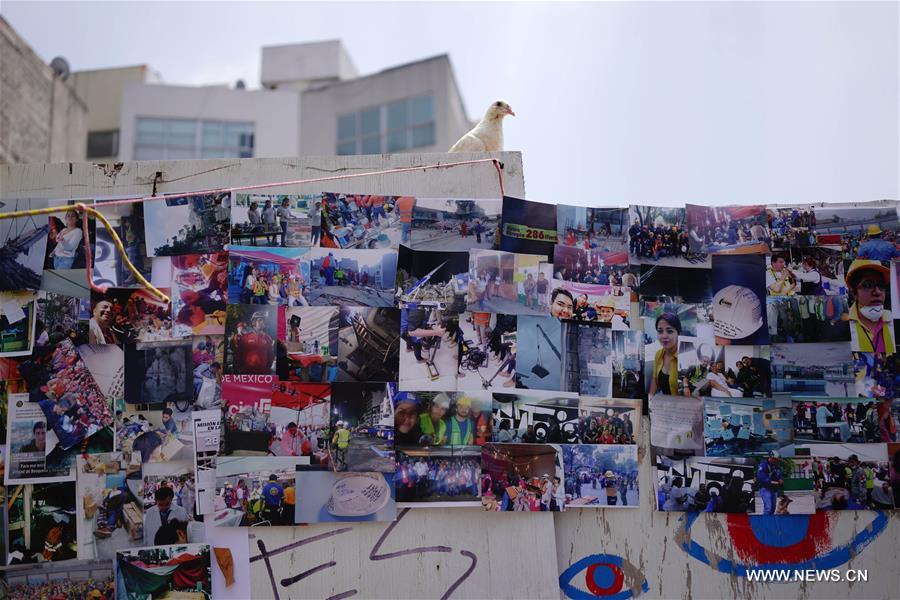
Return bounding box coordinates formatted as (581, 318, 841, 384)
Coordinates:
(867, 224, 882, 236)
(846, 259, 889, 287)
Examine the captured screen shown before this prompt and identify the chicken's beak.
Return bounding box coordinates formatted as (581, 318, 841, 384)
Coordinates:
(505, 107, 516, 117)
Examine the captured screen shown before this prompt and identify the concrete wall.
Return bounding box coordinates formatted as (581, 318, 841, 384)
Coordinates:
(261, 40, 358, 91)
(2, 153, 896, 600)
(118, 83, 302, 161)
(0, 16, 87, 164)
(299, 55, 472, 156)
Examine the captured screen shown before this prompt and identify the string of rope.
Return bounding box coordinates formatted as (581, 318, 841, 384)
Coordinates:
(0, 158, 507, 304)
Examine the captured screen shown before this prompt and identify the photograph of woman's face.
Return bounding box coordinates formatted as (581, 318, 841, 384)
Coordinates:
(656, 318, 678, 350)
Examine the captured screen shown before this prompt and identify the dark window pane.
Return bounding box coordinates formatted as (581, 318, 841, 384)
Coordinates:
(387, 100, 407, 130)
(87, 130, 119, 158)
(409, 96, 433, 125)
(361, 135, 381, 155)
(337, 141, 357, 155)
(337, 114, 356, 140)
(386, 130, 407, 152)
(360, 107, 380, 136)
(410, 123, 435, 148)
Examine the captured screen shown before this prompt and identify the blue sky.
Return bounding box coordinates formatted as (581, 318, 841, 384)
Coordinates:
(4, 1, 898, 206)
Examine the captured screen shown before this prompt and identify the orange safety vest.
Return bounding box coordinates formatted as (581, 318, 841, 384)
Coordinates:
(397, 196, 415, 223)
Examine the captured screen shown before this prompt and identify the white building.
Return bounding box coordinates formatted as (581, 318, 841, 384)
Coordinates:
(81, 40, 470, 162)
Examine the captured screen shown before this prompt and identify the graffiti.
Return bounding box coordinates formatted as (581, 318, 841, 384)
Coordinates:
(559, 553, 649, 600)
(675, 511, 890, 575)
(250, 508, 478, 600)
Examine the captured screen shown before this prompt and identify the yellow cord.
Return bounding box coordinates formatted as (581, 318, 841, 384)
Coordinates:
(0, 203, 170, 303)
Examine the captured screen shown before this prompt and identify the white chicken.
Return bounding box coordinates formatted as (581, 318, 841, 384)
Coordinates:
(448, 100, 515, 152)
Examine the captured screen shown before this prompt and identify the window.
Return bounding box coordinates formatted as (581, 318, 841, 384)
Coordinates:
(134, 118, 254, 159)
(86, 130, 120, 159)
(336, 94, 436, 155)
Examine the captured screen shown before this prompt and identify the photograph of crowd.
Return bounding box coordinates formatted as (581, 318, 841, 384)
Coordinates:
(141, 460, 198, 546)
(143, 192, 230, 257)
(766, 295, 850, 343)
(170, 252, 228, 337)
(294, 470, 396, 523)
(795, 444, 895, 510)
(223, 304, 277, 375)
(320, 193, 403, 249)
(704, 399, 793, 457)
(335, 307, 400, 383)
(492, 393, 638, 444)
(515, 315, 562, 391)
(563, 444, 639, 507)
(845, 259, 894, 355)
(230, 193, 318, 247)
(409, 198, 501, 251)
(552, 244, 636, 288)
(6, 481, 77, 564)
(396, 446, 481, 505)
(5, 559, 113, 600)
(466, 249, 545, 315)
(76, 452, 143, 560)
(399, 306, 460, 391)
(227, 245, 310, 307)
(329, 382, 394, 472)
(768, 206, 818, 249)
(393, 391, 492, 446)
(792, 399, 898, 444)
(89, 287, 177, 344)
(309, 248, 397, 307)
(116, 543, 211, 599)
(124, 342, 193, 405)
(765, 248, 846, 296)
(628, 205, 708, 267)
(0, 198, 50, 292)
(771, 342, 858, 399)
(813, 203, 899, 261)
(556, 205, 628, 253)
(395, 246, 469, 313)
(686, 204, 770, 255)
(480, 443, 564, 511)
(853, 351, 898, 400)
(212, 456, 300, 526)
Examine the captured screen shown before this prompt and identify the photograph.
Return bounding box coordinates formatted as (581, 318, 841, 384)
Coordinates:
(467, 249, 546, 315)
(563, 444, 639, 507)
(514, 315, 562, 391)
(92, 200, 153, 288)
(211, 456, 302, 526)
(75, 452, 143, 559)
(395, 246, 469, 313)
(556, 204, 628, 253)
(493, 393, 638, 444)
(0, 292, 37, 357)
(703, 398, 793, 457)
(319, 193, 403, 249)
(328, 382, 394, 472)
(191, 408, 221, 516)
(276, 306, 339, 382)
(548, 280, 630, 324)
(43, 203, 93, 273)
(765, 247, 846, 296)
(227, 244, 310, 307)
(409, 198, 501, 251)
(562, 322, 641, 397)
(456, 312, 517, 391)
(399, 306, 459, 391)
(192, 334, 224, 409)
(685, 204, 770, 255)
(677, 338, 770, 399)
(552, 244, 636, 288)
(5, 392, 75, 483)
(655, 455, 757, 513)
(294, 470, 397, 523)
(888, 443, 900, 509)
(638, 264, 713, 303)
(223, 304, 277, 375)
(499, 196, 557, 260)
(230, 193, 318, 247)
(766, 295, 850, 343)
(846, 258, 894, 355)
(116, 401, 195, 464)
(628, 204, 708, 267)
(34, 291, 88, 353)
(89, 286, 177, 344)
(853, 351, 898, 400)
(268, 381, 330, 464)
(221, 373, 275, 455)
(143, 192, 230, 257)
(5, 559, 113, 600)
(393, 390, 492, 446)
(395, 445, 481, 505)
(0, 198, 50, 291)
(649, 395, 705, 459)
(792, 398, 898, 444)
(141, 460, 200, 546)
(812, 203, 899, 261)
(767, 205, 818, 249)
(308, 248, 398, 307)
(170, 252, 228, 337)
(711, 254, 768, 345)
(480, 443, 564, 511)
(335, 307, 400, 383)
(124, 341, 193, 405)
(795, 443, 894, 510)
(771, 342, 858, 399)
(116, 543, 211, 599)
(6, 481, 77, 564)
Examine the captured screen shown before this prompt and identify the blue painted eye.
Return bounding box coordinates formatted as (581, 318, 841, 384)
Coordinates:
(676, 511, 890, 575)
(559, 553, 649, 599)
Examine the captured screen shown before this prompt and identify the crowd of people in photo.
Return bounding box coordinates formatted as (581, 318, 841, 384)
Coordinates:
(313, 252, 382, 290)
(793, 401, 898, 443)
(493, 413, 635, 445)
(394, 393, 492, 446)
(765, 253, 846, 296)
(553, 263, 638, 288)
(561, 225, 622, 250)
(806, 455, 895, 510)
(237, 264, 309, 306)
(628, 220, 705, 263)
(239, 198, 296, 247)
(657, 472, 755, 513)
(396, 456, 480, 501)
(481, 472, 565, 511)
(690, 212, 770, 251)
(218, 473, 296, 525)
(88, 293, 172, 345)
(681, 352, 771, 398)
(566, 469, 636, 506)
(8, 577, 114, 600)
(769, 209, 818, 248)
(766, 295, 849, 343)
